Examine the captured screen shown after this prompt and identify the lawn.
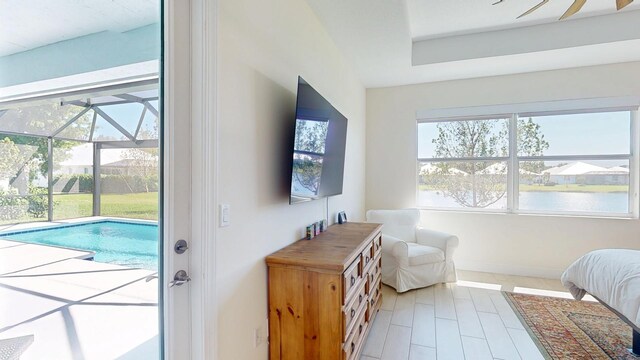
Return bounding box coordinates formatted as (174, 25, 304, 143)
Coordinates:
(54, 192, 159, 220)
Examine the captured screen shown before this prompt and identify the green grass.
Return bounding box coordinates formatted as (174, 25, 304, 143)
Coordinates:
(418, 184, 627, 193)
(54, 192, 159, 220)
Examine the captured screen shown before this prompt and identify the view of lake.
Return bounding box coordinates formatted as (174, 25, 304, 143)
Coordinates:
(418, 190, 629, 214)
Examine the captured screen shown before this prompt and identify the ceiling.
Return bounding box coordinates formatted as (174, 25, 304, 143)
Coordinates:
(407, 0, 640, 40)
(0, 0, 159, 57)
(305, 0, 640, 88)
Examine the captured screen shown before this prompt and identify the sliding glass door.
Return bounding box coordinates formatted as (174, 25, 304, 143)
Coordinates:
(0, 1, 194, 358)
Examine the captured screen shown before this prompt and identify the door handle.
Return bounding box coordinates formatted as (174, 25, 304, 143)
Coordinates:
(169, 270, 191, 287)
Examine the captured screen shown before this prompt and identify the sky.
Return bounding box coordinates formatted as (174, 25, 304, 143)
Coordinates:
(93, 100, 159, 140)
(418, 111, 631, 162)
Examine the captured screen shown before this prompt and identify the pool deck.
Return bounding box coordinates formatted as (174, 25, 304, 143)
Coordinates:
(0, 219, 159, 360)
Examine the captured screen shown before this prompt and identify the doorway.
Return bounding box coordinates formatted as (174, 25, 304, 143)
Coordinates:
(0, 1, 190, 358)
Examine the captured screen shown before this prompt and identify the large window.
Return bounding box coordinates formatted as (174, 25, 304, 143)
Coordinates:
(417, 110, 636, 216)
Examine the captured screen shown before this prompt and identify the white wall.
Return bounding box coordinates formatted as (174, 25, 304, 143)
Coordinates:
(216, 0, 366, 358)
(366, 61, 640, 279)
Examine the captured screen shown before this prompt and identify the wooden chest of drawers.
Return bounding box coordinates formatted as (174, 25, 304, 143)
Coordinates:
(266, 222, 383, 360)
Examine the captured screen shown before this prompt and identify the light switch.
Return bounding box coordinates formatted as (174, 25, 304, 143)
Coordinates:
(220, 204, 230, 227)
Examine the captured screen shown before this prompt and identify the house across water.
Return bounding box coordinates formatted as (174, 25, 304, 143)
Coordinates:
(543, 162, 629, 185)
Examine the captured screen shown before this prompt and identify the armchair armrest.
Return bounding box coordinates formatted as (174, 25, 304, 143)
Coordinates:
(381, 234, 409, 259)
(416, 227, 459, 261)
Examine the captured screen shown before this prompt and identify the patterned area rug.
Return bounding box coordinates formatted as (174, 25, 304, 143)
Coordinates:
(503, 292, 636, 360)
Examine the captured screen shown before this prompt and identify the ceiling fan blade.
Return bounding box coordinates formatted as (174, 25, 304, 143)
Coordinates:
(616, 0, 634, 10)
(517, 0, 549, 19)
(559, 0, 587, 19)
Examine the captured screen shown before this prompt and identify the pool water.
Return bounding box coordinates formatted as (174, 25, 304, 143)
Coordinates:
(0, 221, 158, 270)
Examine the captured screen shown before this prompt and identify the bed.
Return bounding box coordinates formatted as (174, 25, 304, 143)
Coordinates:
(561, 249, 640, 356)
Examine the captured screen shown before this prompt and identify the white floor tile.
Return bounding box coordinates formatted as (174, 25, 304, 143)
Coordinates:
(469, 288, 497, 313)
(451, 284, 472, 300)
(434, 284, 457, 320)
(381, 285, 397, 311)
(381, 325, 411, 360)
(435, 318, 465, 360)
(507, 328, 545, 360)
(478, 312, 521, 360)
(415, 286, 434, 305)
(391, 291, 416, 327)
(461, 336, 493, 360)
(490, 293, 524, 330)
(454, 298, 485, 339)
(362, 310, 392, 358)
(411, 304, 435, 347)
(409, 344, 436, 360)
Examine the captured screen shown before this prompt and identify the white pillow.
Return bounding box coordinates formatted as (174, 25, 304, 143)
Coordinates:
(366, 209, 419, 243)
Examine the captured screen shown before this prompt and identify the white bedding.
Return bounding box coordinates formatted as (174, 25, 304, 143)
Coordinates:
(561, 249, 640, 328)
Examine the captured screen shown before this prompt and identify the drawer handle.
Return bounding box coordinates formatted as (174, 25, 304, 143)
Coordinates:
(359, 294, 363, 303)
(365, 256, 370, 264)
(371, 298, 374, 306)
(359, 324, 363, 334)
(351, 342, 355, 352)
(351, 309, 356, 318)
(350, 275, 356, 286)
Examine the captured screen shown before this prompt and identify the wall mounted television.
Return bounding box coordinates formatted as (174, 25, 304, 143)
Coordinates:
(289, 77, 348, 204)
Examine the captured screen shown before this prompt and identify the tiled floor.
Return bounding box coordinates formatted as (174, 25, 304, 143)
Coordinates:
(360, 270, 582, 360)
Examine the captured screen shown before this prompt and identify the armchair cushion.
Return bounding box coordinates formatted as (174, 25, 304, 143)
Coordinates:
(416, 227, 459, 262)
(366, 209, 419, 243)
(407, 243, 444, 266)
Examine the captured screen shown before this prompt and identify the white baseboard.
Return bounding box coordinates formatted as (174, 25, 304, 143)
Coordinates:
(456, 261, 564, 280)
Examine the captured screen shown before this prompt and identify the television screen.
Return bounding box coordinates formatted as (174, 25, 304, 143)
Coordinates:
(290, 77, 347, 204)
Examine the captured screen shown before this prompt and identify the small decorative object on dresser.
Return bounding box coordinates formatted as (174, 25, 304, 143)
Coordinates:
(337, 211, 347, 224)
(266, 222, 383, 360)
(306, 224, 315, 240)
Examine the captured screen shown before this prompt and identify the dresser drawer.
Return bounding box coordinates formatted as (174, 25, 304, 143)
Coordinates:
(362, 241, 374, 271)
(343, 256, 362, 302)
(343, 281, 367, 340)
(368, 289, 382, 322)
(366, 255, 381, 291)
(367, 276, 382, 321)
(373, 233, 382, 257)
(343, 304, 368, 360)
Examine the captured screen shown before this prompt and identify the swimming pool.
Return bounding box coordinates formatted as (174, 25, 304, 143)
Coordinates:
(0, 221, 158, 270)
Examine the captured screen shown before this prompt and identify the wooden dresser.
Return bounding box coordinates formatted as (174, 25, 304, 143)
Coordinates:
(266, 222, 383, 360)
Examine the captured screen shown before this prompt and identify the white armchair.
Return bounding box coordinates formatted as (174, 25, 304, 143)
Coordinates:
(366, 209, 458, 293)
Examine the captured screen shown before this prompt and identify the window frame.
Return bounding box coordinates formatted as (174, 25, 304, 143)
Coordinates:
(416, 108, 639, 218)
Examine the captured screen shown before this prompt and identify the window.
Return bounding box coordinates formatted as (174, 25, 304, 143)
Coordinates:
(418, 118, 510, 210)
(417, 110, 636, 216)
